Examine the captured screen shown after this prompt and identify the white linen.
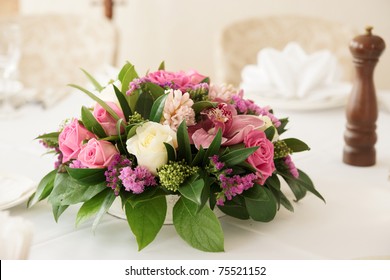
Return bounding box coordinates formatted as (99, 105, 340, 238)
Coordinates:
(0, 211, 33, 259)
(241, 42, 351, 102)
(1, 90, 390, 260)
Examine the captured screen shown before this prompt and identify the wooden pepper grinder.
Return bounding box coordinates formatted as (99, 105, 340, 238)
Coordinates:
(343, 26, 386, 166)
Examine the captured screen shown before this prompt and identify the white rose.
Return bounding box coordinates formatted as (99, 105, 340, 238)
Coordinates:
(126, 122, 178, 175)
(258, 115, 279, 142)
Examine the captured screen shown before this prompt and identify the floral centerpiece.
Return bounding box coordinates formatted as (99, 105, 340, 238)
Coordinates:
(29, 61, 324, 252)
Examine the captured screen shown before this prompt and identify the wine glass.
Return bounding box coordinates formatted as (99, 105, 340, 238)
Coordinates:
(0, 22, 22, 115)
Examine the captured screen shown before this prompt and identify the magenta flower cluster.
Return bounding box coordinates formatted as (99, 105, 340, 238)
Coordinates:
(232, 94, 281, 127)
(210, 155, 257, 206)
(105, 154, 156, 195)
(119, 166, 157, 194)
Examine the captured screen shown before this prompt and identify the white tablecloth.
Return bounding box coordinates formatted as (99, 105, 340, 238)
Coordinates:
(1, 91, 390, 260)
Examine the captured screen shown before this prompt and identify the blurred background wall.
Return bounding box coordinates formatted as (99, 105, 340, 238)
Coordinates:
(2, 0, 389, 89)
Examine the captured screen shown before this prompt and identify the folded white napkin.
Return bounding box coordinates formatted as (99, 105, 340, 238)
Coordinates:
(240, 42, 351, 102)
(0, 211, 33, 259)
(0, 173, 36, 209)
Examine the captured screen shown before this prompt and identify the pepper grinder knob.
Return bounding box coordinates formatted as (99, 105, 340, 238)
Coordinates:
(343, 26, 386, 166)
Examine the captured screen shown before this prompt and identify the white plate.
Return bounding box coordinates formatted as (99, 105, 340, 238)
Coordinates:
(0, 173, 37, 210)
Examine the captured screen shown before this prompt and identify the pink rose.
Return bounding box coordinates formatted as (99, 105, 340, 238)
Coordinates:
(77, 138, 119, 168)
(244, 130, 275, 185)
(93, 102, 125, 136)
(58, 118, 95, 163)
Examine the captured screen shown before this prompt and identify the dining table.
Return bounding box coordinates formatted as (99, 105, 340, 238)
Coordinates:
(1, 88, 390, 260)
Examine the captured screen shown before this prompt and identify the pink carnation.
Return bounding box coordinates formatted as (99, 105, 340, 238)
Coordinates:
(145, 70, 206, 92)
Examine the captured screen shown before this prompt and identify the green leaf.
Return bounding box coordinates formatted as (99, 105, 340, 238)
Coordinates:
(242, 183, 270, 201)
(203, 129, 222, 166)
(217, 196, 249, 220)
(135, 90, 154, 119)
(69, 84, 121, 121)
(65, 167, 106, 185)
(48, 173, 106, 206)
(177, 121, 192, 164)
(178, 175, 204, 207)
(158, 61, 165, 70)
(80, 68, 104, 92)
(296, 169, 325, 202)
(118, 62, 135, 82)
(244, 187, 277, 222)
(28, 169, 57, 207)
(123, 187, 168, 209)
(191, 146, 205, 167)
(81, 106, 107, 138)
(76, 188, 116, 230)
(143, 82, 165, 100)
(164, 142, 176, 162)
(52, 204, 69, 222)
(113, 84, 132, 122)
(121, 64, 139, 94)
(128, 89, 140, 113)
(279, 191, 294, 212)
(192, 101, 216, 115)
(277, 117, 289, 135)
(283, 175, 307, 202)
(219, 146, 258, 167)
(264, 126, 276, 141)
(173, 197, 224, 252)
(35, 132, 60, 142)
(116, 118, 127, 154)
(149, 93, 168, 122)
(283, 138, 310, 153)
(125, 195, 167, 251)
